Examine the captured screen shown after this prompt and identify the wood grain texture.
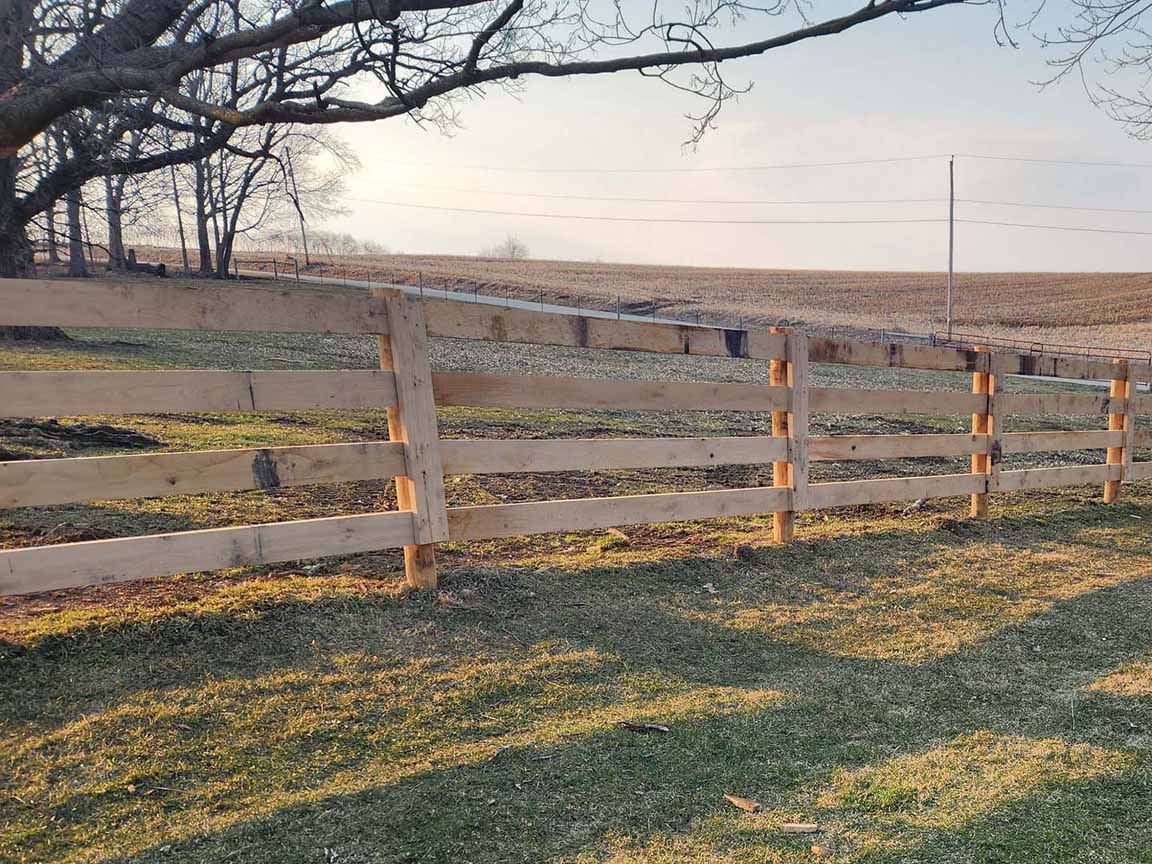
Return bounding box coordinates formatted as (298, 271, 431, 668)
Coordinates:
(422, 299, 787, 360)
(0, 277, 389, 333)
(0, 369, 397, 417)
(432, 372, 789, 412)
(1000, 392, 1120, 416)
(995, 464, 1119, 492)
(0, 511, 415, 596)
(809, 388, 986, 416)
(801, 473, 986, 510)
(447, 486, 792, 540)
(0, 442, 405, 507)
(440, 436, 787, 474)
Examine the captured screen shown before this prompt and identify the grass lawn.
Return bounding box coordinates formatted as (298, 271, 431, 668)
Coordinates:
(1, 322, 1150, 863)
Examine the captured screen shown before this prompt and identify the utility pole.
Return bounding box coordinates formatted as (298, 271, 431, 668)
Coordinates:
(946, 155, 955, 339)
(285, 147, 311, 266)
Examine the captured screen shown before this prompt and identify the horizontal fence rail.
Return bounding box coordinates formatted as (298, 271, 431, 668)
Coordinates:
(0, 276, 1148, 596)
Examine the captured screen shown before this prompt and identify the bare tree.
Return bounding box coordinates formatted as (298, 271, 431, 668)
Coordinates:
(483, 234, 529, 259)
(0, 0, 995, 276)
(1040, 1, 1152, 138)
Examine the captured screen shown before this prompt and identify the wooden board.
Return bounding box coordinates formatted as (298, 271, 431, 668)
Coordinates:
(1002, 430, 1122, 453)
(787, 333, 810, 504)
(0, 510, 415, 596)
(807, 338, 988, 373)
(447, 485, 792, 540)
(440, 436, 787, 474)
(0, 369, 397, 417)
(378, 294, 449, 547)
(809, 388, 985, 415)
(0, 442, 406, 508)
(422, 298, 787, 360)
(0, 277, 389, 334)
(994, 464, 1119, 492)
(1127, 461, 1152, 481)
(809, 433, 983, 460)
(432, 372, 789, 412)
(999, 392, 1121, 416)
(800, 473, 986, 510)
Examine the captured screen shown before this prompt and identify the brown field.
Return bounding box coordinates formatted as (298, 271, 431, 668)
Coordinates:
(153, 246, 1152, 354)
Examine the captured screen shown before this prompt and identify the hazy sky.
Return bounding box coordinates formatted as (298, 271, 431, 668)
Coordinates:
(325, 1, 1152, 273)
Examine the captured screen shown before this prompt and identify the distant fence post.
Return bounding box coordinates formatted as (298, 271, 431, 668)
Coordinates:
(1104, 359, 1133, 503)
(372, 288, 449, 589)
(769, 327, 791, 542)
(770, 328, 808, 543)
(969, 346, 1002, 517)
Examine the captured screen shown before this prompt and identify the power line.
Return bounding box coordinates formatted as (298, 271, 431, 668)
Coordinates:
(957, 218, 1152, 236)
(379, 154, 949, 174)
(379, 182, 945, 206)
(958, 153, 1152, 169)
(348, 196, 947, 225)
(961, 198, 1152, 215)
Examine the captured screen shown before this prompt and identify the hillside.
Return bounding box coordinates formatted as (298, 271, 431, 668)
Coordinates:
(152, 248, 1152, 352)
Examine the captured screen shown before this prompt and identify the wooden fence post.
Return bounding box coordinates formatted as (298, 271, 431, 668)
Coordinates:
(769, 327, 792, 543)
(373, 288, 449, 589)
(1104, 359, 1132, 503)
(770, 330, 809, 543)
(970, 346, 995, 517)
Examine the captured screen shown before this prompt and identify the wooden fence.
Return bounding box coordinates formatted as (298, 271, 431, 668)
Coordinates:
(0, 277, 1148, 596)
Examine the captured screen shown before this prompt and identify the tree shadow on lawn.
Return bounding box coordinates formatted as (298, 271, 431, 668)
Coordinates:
(72, 577, 1152, 864)
(6, 504, 1151, 863)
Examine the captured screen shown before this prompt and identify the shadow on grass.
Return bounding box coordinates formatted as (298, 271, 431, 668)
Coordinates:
(5, 495, 1151, 862)
(71, 575, 1152, 863)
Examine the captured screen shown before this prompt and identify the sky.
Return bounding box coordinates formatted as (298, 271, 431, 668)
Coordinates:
(322, 1, 1152, 273)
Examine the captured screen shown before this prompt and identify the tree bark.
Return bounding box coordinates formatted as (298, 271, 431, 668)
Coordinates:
(46, 205, 60, 262)
(0, 155, 67, 340)
(0, 155, 33, 278)
(66, 188, 87, 277)
(104, 175, 125, 269)
(194, 160, 213, 275)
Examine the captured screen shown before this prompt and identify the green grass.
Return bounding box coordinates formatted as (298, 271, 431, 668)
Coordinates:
(1, 327, 1150, 863)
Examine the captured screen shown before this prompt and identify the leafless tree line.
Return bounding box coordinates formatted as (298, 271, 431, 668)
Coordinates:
(0, 0, 1146, 283)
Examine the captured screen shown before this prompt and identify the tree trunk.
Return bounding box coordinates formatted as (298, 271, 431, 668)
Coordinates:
(46, 205, 60, 262)
(0, 155, 33, 277)
(104, 175, 125, 269)
(0, 156, 68, 340)
(194, 160, 213, 275)
(66, 188, 86, 277)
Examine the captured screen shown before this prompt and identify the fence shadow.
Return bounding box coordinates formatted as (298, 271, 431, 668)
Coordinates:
(69, 570, 1152, 864)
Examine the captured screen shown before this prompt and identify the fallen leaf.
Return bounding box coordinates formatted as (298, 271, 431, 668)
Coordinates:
(724, 793, 762, 813)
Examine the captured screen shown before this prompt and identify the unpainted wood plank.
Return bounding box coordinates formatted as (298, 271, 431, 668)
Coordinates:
(787, 332, 810, 507)
(1000, 392, 1121, 416)
(432, 372, 789, 412)
(422, 299, 787, 360)
(807, 337, 988, 372)
(809, 433, 983, 461)
(0, 510, 416, 596)
(0, 441, 406, 508)
(809, 387, 985, 416)
(439, 436, 787, 475)
(0, 369, 397, 417)
(378, 292, 449, 574)
(1126, 461, 1152, 481)
(0, 277, 389, 333)
(994, 464, 1118, 492)
(447, 485, 792, 541)
(1001, 430, 1122, 454)
(801, 473, 986, 510)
